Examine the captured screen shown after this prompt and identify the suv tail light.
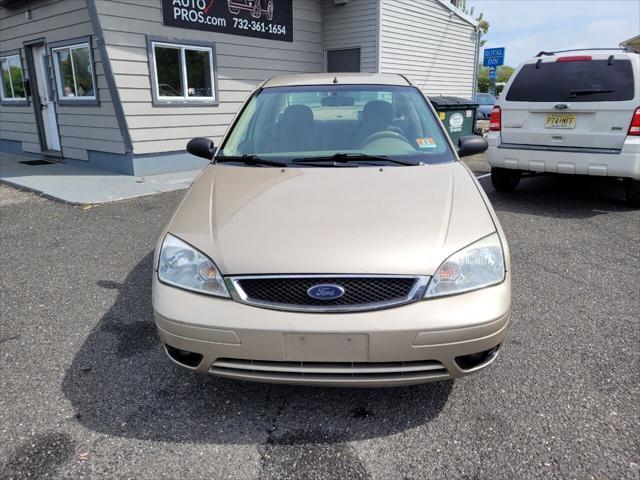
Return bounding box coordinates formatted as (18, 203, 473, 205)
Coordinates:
(628, 107, 640, 136)
(489, 106, 501, 131)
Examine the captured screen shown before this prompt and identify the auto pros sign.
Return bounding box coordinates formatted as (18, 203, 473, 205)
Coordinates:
(162, 0, 293, 42)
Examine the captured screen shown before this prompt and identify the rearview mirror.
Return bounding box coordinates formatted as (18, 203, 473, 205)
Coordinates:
(186, 137, 215, 160)
(321, 96, 355, 107)
(457, 135, 488, 158)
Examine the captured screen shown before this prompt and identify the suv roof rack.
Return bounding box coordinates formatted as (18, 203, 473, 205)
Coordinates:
(535, 48, 629, 57)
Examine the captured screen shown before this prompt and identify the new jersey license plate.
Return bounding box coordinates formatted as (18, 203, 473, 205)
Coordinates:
(545, 113, 576, 129)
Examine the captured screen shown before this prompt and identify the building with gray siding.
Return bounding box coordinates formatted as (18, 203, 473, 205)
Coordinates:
(0, 0, 478, 175)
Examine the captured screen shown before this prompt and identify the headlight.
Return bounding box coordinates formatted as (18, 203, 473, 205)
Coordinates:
(425, 232, 505, 298)
(158, 234, 230, 297)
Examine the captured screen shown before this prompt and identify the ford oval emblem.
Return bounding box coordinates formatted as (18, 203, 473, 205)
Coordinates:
(307, 284, 345, 300)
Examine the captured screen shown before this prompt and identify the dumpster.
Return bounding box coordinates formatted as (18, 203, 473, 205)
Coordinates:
(429, 96, 479, 144)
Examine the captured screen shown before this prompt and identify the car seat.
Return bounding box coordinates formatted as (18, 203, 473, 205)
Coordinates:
(265, 104, 319, 153)
(352, 100, 396, 147)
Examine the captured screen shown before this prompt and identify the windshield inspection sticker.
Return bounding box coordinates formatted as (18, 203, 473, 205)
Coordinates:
(416, 137, 437, 148)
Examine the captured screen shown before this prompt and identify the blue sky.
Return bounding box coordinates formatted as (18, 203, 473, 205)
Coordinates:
(466, 0, 640, 67)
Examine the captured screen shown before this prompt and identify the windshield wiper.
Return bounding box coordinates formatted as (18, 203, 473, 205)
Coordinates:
(292, 153, 416, 166)
(568, 88, 614, 98)
(216, 155, 288, 167)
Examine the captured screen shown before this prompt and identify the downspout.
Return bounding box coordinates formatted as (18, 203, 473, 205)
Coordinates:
(85, 0, 134, 154)
(376, 0, 382, 73)
(472, 26, 480, 100)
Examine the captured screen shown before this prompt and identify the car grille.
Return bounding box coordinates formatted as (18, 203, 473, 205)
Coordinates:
(211, 358, 450, 384)
(228, 275, 429, 312)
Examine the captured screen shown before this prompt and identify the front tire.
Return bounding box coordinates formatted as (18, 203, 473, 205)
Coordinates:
(624, 178, 640, 206)
(491, 167, 521, 192)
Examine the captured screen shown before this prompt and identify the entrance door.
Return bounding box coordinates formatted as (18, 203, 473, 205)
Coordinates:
(32, 45, 60, 151)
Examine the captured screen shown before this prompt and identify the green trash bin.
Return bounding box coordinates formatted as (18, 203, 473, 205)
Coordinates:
(429, 96, 479, 144)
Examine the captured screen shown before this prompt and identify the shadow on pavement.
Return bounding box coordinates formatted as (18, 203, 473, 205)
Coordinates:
(484, 174, 636, 219)
(0, 432, 76, 480)
(62, 254, 453, 445)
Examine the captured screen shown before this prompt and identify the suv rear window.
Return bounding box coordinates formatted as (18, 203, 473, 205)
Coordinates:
(506, 59, 635, 102)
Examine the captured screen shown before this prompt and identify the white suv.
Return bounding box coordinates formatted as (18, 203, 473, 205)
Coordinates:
(487, 49, 640, 205)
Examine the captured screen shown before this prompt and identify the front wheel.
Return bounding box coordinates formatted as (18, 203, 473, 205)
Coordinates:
(491, 167, 521, 192)
(624, 178, 640, 206)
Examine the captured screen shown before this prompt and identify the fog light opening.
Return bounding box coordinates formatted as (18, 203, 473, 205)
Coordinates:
(165, 344, 203, 368)
(455, 344, 500, 371)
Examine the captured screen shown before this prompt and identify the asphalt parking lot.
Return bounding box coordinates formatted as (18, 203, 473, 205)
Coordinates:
(1, 157, 639, 480)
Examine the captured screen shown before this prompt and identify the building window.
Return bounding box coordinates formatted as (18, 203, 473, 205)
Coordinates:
(150, 41, 217, 105)
(52, 43, 96, 101)
(327, 48, 361, 73)
(0, 54, 26, 102)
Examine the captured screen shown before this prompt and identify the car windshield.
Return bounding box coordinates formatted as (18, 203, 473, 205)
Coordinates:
(218, 85, 453, 166)
(476, 93, 495, 105)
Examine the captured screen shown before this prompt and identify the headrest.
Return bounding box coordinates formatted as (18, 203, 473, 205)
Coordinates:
(280, 104, 314, 129)
(362, 100, 393, 125)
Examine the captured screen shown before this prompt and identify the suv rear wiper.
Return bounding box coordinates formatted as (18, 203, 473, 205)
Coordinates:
(292, 153, 416, 166)
(568, 88, 614, 98)
(216, 155, 288, 167)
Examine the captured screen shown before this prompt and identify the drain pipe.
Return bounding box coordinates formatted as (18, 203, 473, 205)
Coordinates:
(472, 27, 481, 101)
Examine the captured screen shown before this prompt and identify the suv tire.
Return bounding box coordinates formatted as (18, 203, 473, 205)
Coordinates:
(624, 179, 640, 206)
(491, 167, 521, 192)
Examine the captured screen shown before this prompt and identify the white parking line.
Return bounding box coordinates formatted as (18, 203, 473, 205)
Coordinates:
(476, 173, 491, 179)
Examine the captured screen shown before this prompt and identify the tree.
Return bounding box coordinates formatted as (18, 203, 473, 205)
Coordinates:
(477, 65, 491, 93)
(476, 65, 514, 93)
(476, 13, 490, 47)
(455, 1, 490, 47)
(496, 65, 514, 83)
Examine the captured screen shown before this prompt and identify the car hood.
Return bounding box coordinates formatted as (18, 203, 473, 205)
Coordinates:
(164, 162, 496, 275)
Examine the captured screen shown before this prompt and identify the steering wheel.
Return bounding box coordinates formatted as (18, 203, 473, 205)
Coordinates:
(360, 130, 410, 148)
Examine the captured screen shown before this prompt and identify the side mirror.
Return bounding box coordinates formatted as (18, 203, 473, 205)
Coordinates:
(186, 137, 215, 160)
(457, 135, 488, 158)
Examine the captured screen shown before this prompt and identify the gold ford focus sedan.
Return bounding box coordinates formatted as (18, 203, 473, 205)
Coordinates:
(152, 73, 511, 387)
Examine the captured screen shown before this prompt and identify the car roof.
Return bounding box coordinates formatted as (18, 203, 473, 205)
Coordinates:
(261, 73, 413, 88)
(524, 49, 639, 65)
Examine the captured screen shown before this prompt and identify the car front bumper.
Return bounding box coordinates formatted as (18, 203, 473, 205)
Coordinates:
(487, 134, 640, 179)
(152, 273, 511, 387)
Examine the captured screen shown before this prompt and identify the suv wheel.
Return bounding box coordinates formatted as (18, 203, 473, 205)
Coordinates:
(491, 167, 521, 192)
(624, 179, 640, 206)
